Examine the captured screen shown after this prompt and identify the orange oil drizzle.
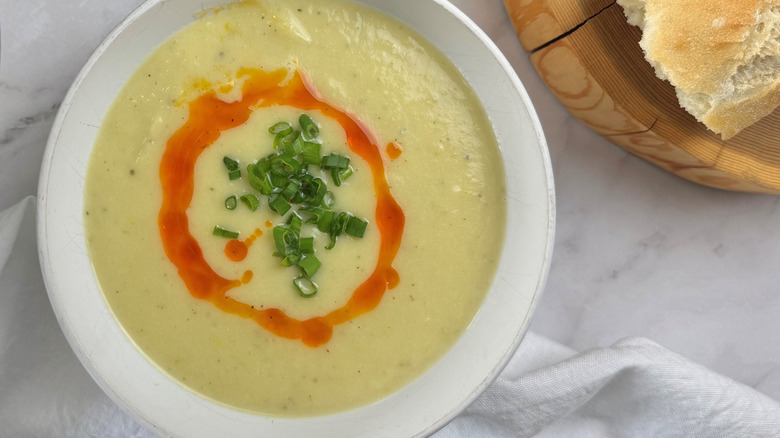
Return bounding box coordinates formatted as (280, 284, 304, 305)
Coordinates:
(158, 68, 405, 347)
(386, 141, 403, 159)
(224, 228, 263, 262)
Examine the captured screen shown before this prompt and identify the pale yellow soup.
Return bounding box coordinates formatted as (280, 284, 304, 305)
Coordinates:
(85, 0, 506, 416)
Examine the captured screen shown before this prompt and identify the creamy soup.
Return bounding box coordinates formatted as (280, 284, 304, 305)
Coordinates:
(85, 0, 506, 416)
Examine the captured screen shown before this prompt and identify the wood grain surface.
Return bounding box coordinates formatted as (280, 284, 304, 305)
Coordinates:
(504, 0, 780, 193)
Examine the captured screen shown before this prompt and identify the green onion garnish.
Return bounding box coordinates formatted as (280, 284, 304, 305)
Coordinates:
(271, 154, 301, 176)
(225, 195, 237, 210)
(268, 121, 293, 136)
(240, 194, 260, 211)
(299, 237, 314, 254)
(214, 117, 373, 298)
(273, 226, 299, 256)
(322, 191, 335, 209)
(213, 226, 239, 239)
(281, 252, 303, 267)
(299, 114, 319, 140)
(325, 212, 349, 250)
(345, 216, 368, 238)
(247, 163, 273, 195)
(281, 179, 301, 201)
(321, 154, 350, 170)
(268, 194, 291, 215)
(316, 209, 334, 233)
(293, 276, 318, 298)
(288, 212, 303, 234)
(301, 141, 321, 165)
(298, 255, 321, 277)
(223, 156, 240, 171)
(269, 172, 289, 189)
(339, 166, 353, 182)
(283, 132, 304, 156)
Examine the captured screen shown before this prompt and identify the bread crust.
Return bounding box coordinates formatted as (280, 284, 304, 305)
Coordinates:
(642, 0, 766, 94)
(622, 0, 780, 139)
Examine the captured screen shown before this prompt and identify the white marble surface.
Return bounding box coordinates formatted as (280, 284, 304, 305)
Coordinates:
(2, 0, 780, 414)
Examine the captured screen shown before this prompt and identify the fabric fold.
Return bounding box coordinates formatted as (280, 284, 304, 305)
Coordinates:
(0, 196, 35, 278)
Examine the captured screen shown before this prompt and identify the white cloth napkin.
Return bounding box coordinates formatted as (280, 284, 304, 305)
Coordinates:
(2, 197, 779, 437)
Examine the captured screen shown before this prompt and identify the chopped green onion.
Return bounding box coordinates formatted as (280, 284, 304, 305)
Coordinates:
(225, 195, 237, 210)
(268, 194, 291, 215)
(217, 116, 369, 298)
(299, 237, 315, 254)
(293, 276, 318, 298)
(345, 216, 368, 238)
(281, 179, 301, 201)
(330, 165, 354, 186)
(321, 154, 350, 170)
(273, 226, 299, 256)
(256, 156, 273, 174)
(213, 226, 239, 239)
(299, 114, 319, 140)
(269, 172, 288, 188)
(270, 154, 300, 176)
(240, 194, 260, 211)
(247, 163, 273, 195)
(223, 156, 240, 171)
(301, 141, 321, 165)
(325, 212, 349, 250)
(322, 191, 335, 209)
(283, 131, 304, 156)
(268, 121, 293, 136)
(298, 255, 321, 277)
(288, 212, 303, 234)
(308, 178, 328, 206)
(316, 209, 334, 233)
(281, 252, 302, 267)
(339, 166, 354, 181)
(299, 206, 324, 223)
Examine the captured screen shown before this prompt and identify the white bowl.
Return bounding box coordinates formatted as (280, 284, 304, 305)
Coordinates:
(37, 0, 555, 436)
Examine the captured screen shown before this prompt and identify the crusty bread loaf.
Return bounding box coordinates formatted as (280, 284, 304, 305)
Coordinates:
(618, 0, 780, 139)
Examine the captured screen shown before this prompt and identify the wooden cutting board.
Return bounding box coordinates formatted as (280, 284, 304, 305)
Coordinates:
(503, 0, 780, 194)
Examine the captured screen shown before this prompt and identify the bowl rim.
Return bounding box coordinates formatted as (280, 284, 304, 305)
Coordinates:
(36, 0, 555, 436)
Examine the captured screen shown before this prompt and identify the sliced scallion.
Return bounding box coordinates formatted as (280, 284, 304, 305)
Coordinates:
(299, 114, 319, 140)
(345, 216, 368, 238)
(293, 276, 318, 298)
(281, 179, 301, 201)
(301, 141, 321, 165)
(288, 212, 303, 234)
(299, 237, 314, 254)
(270, 154, 300, 176)
(283, 131, 304, 157)
(316, 209, 334, 233)
(240, 194, 260, 211)
(321, 154, 350, 170)
(273, 226, 299, 256)
(325, 212, 349, 250)
(268, 194, 291, 215)
(217, 117, 372, 298)
(225, 195, 237, 210)
(268, 121, 293, 136)
(247, 163, 273, 195)
(223, 156, 240, 171)
(298, 255, 321, 277)
(213, 225, 239, 239)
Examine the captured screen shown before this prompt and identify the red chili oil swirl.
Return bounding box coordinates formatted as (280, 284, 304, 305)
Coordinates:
(158, 68, 404, 347)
